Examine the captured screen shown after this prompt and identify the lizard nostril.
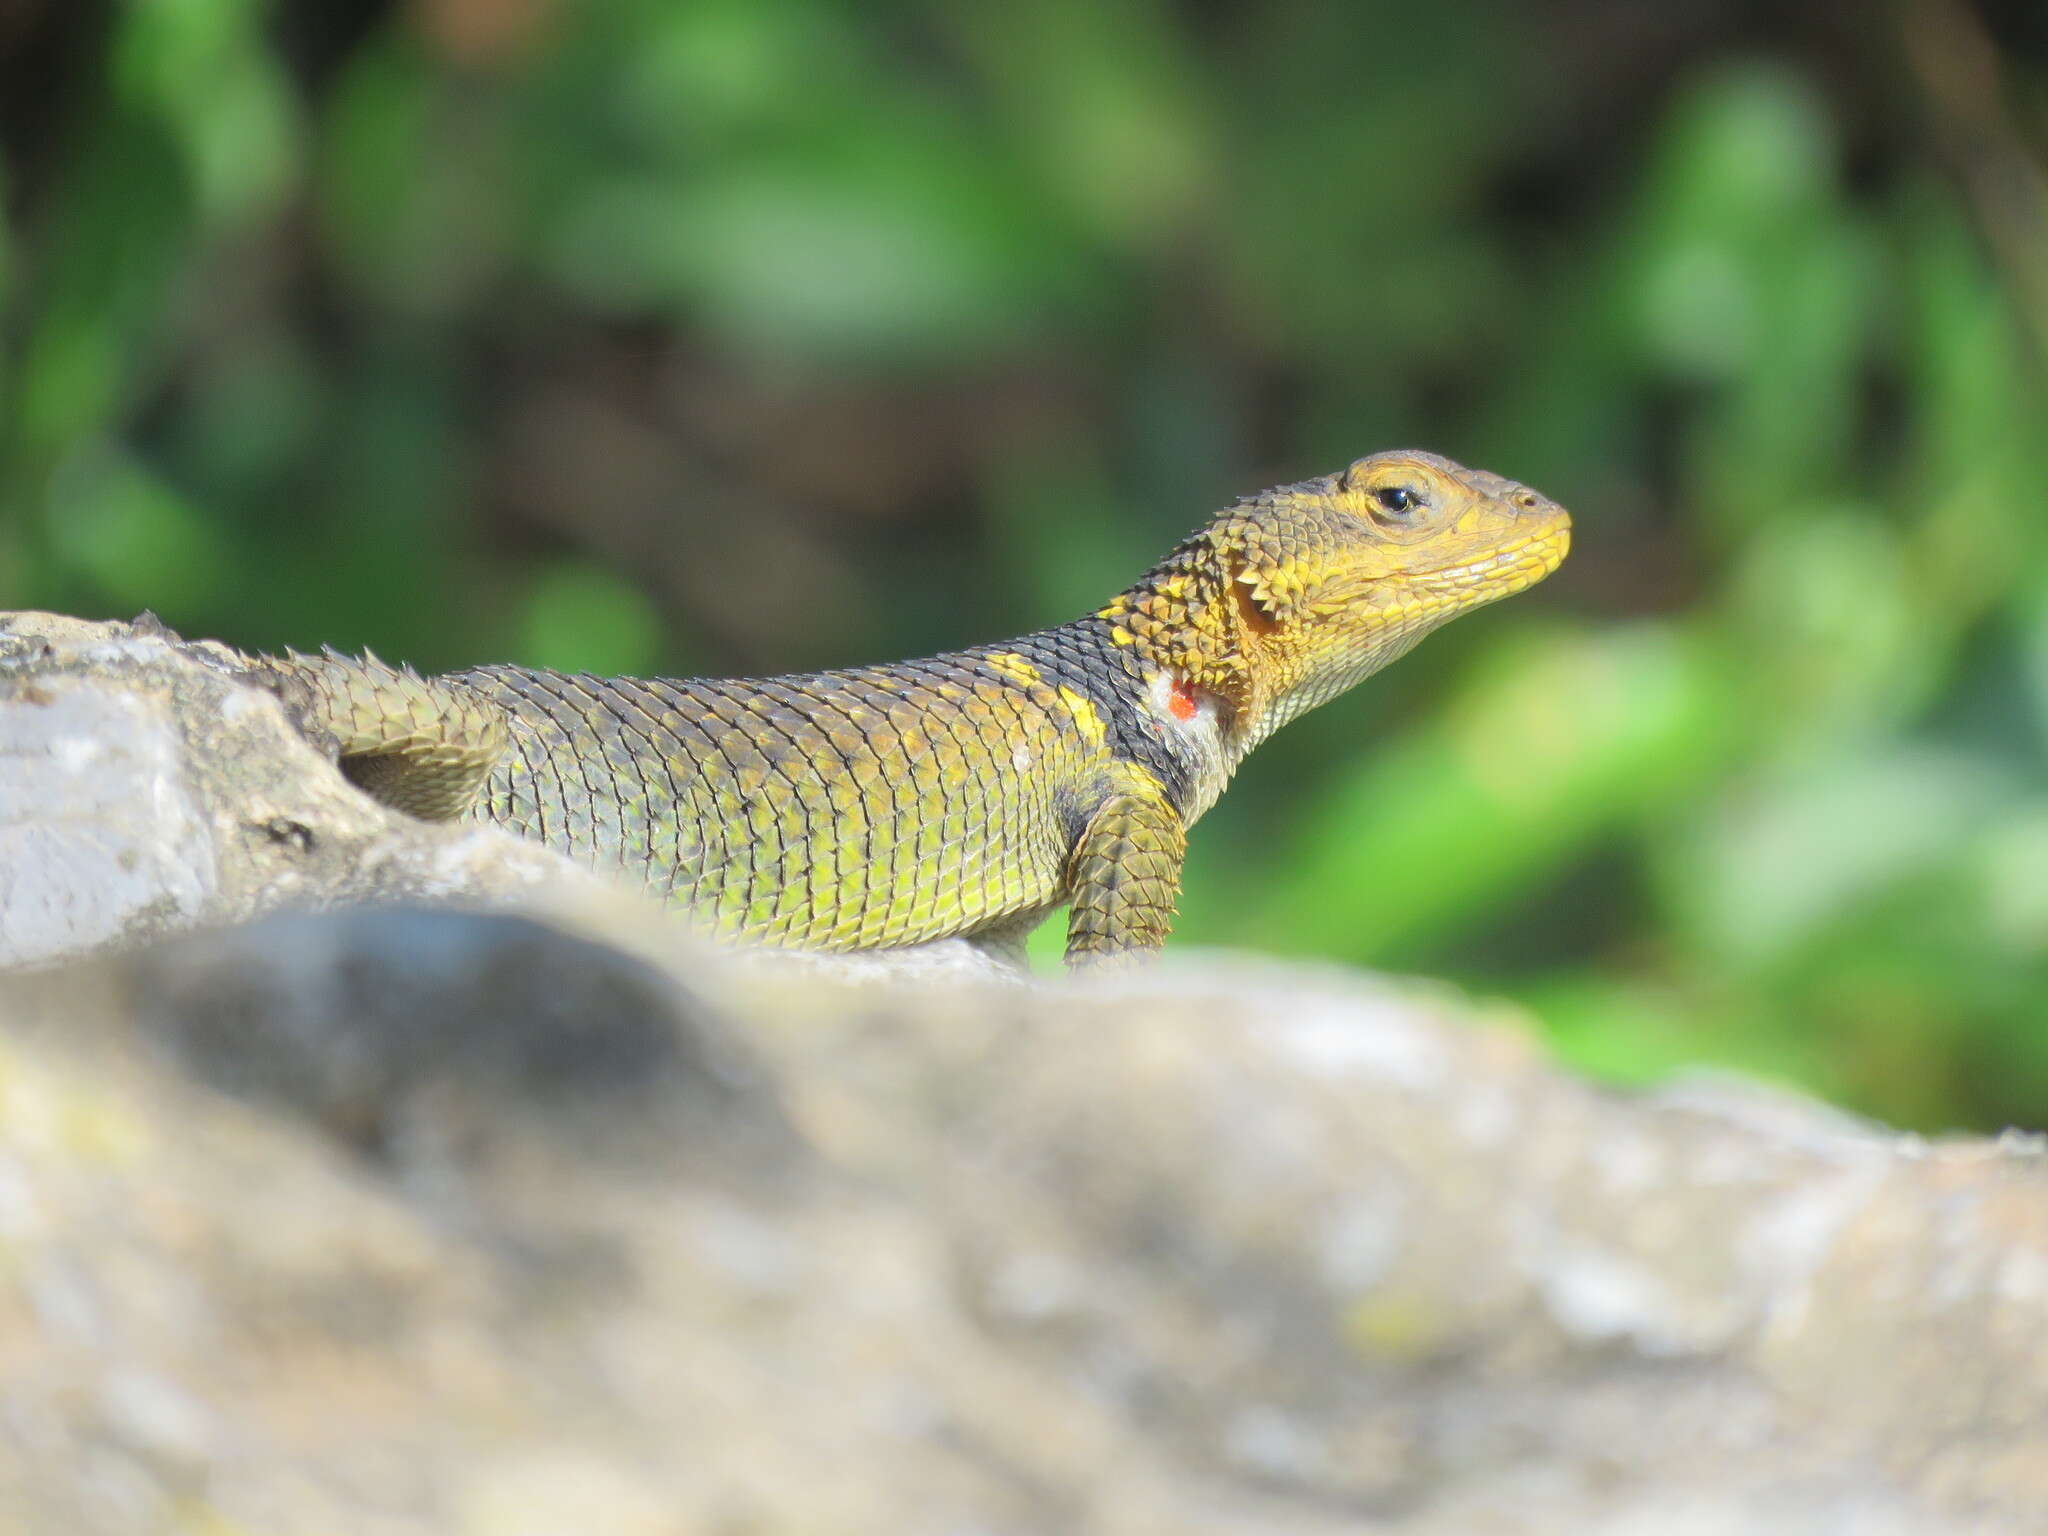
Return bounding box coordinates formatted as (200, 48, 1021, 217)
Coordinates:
(1512, 489, 1540, 510)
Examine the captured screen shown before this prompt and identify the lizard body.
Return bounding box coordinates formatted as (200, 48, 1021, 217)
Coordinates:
(252, 450, 1570, 964)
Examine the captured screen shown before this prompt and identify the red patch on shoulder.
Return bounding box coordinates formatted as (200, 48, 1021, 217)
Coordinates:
(1167, 677, 1199, 721)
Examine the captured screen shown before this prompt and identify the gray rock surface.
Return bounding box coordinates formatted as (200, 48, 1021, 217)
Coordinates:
(4, 609, 2047, 1532)
(3, 921, 2046, 1533)
(0, 611, 612, 968)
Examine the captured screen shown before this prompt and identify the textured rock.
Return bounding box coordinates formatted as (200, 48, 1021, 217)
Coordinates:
(0, 916, 2044, 1533)
(5, 607, 2048, 1531)
(0, 611, 612, 968)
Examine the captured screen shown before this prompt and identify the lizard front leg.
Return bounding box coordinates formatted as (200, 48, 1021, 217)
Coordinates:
(1064, 772, 1187, 967)
(250, 651, 509, 822)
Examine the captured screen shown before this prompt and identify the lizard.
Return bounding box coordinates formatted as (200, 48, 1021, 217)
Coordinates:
(243, 449, 1570, 966)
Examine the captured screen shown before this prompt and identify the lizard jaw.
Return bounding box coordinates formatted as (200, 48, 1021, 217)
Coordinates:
(1403, 524, 1572, 598)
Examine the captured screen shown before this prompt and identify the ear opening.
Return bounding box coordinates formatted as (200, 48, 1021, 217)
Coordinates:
(1229, 561, 1287, 635)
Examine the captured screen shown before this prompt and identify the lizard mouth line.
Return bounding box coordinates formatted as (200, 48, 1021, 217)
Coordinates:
(1402, 527, 1571, 590)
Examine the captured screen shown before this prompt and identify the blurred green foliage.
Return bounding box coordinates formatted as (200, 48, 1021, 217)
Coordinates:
(4, 0, 2047, 1129)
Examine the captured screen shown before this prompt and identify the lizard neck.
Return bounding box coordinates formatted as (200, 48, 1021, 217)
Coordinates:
(973, 617, 1238, 827)
(1065, 547, 1266, 826)
(1089, 531, 1281, 789)
(1090, 514, 1445, 793)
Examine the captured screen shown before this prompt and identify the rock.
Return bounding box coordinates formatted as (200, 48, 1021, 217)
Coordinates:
(0, 611, 616, 969)
(0, 915, 2043, 1533)
(5, 607, 2047, 1531)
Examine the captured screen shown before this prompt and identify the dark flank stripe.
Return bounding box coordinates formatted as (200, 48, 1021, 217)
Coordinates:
(985, 619, 1200, 815)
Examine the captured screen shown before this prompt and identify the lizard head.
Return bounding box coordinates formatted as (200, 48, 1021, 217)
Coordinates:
(1102, 449, 1571, 751)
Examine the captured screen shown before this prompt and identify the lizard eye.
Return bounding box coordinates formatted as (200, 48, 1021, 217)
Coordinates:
(1368, 484, 1425, 525)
